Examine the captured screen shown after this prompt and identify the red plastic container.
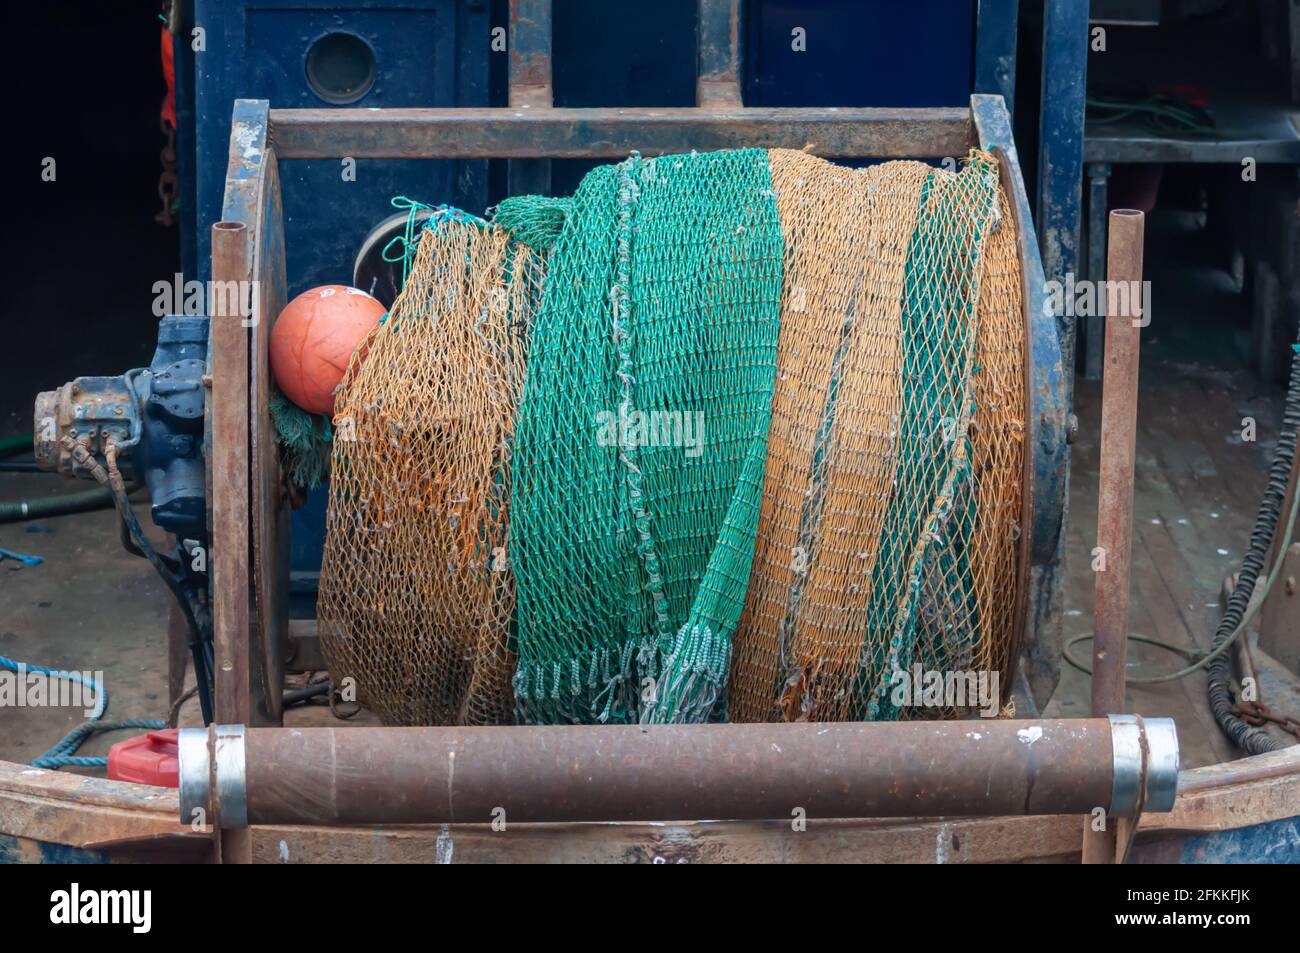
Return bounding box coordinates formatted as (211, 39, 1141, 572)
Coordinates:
(107, 729, 180, 788)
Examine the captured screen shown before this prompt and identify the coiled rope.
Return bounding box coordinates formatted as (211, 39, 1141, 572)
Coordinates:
(0, 655, 164, 769)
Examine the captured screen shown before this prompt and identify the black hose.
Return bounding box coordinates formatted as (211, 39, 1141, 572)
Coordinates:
(1205, 344, 1300, 754)
(283, 679, 332, 707)
(0, 485, 125, 523)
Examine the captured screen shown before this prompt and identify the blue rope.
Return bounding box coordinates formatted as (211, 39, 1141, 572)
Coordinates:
(380, 196, 488, 295)
(0, 655, 164, 769)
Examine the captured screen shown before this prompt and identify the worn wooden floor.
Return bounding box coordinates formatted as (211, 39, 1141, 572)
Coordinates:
(1045, 211, 1285, 768)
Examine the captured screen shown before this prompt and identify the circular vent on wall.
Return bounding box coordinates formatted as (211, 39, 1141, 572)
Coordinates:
(305, 32, 376, 105)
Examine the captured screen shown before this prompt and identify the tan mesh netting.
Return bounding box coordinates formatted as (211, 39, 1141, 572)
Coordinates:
(317, 221, 544, 725)
(727, 150, 1025, 722)
(960, 189, 1024, 687)
(727, 151, 930, 722)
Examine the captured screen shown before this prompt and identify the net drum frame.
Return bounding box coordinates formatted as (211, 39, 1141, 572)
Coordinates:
(208, 91, 1068, 730)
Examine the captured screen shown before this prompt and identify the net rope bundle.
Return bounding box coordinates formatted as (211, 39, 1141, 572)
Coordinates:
(317, 220, 544, 725)
(316, 147, 1025, 726)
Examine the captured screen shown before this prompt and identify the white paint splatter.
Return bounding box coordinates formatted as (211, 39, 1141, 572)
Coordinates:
(1017, 726, 1043, 746)
(235, 125, 260, 161)
(935, 823, 951, 864)
(278, 839, 289, 863)
(435, 824, 454, 864)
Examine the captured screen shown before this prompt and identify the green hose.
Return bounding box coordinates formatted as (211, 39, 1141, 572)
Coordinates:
(0, 486, 122, 524)
(0, 433, 33, 458)
(0, 432, 122, 523)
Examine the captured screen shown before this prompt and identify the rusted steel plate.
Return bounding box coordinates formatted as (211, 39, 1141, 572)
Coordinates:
(0, 761, 200, 852)
(248, 148, 290, 727)
(268, 106, 974, 160)
(250, 814, 1088, 865)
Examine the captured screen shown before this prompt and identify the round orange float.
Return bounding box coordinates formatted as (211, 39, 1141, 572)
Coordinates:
(270, 285, 385, 415)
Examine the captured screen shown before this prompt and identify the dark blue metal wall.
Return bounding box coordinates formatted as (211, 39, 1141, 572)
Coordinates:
(190, 0, 491, 575)
(745, 0, 977, 107)
(188, 0, 1008, 288)
(193, 0, 491, 288)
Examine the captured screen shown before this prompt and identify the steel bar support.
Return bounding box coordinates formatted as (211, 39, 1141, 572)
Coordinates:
(267, 106, 973, 161)
(1038, 0, 1090, 394)
(209, 219, 251, 727)
(1083, 208, 1146, 864)
(1090, 209, 1145, 718)
(507, 0, 553, 196)
(697, 0, 743, 107)
(179, 717, 1178, 829)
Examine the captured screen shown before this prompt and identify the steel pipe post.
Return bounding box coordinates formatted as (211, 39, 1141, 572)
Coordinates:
(1091, 209, 1146, 718)
(1084, 208, 1147, 864)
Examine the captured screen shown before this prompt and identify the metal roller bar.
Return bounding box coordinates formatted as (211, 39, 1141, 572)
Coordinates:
(178, 717, 1179, 829)
(266, 106, 974, 160)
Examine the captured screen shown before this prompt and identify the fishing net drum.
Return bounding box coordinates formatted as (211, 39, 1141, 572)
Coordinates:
(316, 148, 1026, 727)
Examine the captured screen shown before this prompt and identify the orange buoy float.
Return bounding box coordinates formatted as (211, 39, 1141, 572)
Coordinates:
(269, 285, 385, 415)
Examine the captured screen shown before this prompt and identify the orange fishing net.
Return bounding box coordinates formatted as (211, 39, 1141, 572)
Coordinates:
(317, 221, 544, 725)
(728, 150, 1025, 722)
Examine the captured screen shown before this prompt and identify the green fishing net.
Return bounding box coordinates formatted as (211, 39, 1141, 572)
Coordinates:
(506, 149, 783, 724)
(270, 387, 332, 491)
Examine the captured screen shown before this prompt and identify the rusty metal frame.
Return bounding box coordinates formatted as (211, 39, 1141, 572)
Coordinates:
(210, 99, 288, 728)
